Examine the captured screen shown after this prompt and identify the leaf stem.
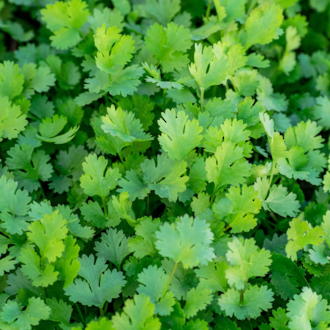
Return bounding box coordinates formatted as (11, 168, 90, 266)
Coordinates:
(118, 151, 124, 163)
(247, 0, 257, 16)
(161, 261, 179, 300)
(239, 281, 247, 305)
(163, 88, 167, 109)
(99, 306, 104, 317)
(200, 88, 205, 112)
(75, 303, 85, 324)
(265, 160, 275, 199)
(104, 301, 109, 314)
(206, 0, 212, 20)
(146, 195, 150, 216)
(102, 197, 108, 219)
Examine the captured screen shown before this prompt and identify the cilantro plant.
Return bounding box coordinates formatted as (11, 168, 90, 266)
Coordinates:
(1, 0, 330, 329)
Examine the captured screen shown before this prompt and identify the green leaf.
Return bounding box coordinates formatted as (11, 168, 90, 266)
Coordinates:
(184, 284, 212, 318)
(0, 256, 16, 276)
(145, 23, 192, 73)
(218, 285, 274, 320)
(254, 180, 300, 217)
(41, 0, 89, 49)
(80, 153, 121, 199)
(111, 294, 161, 329)
(0, 96, 27, 141)
(137, 265, 175, 316)
(143, 0, 180, 26)
(141, 153, 188, 202)
(287, 287, 330, 329)
(95, 229, 131, 269)
(241, 3, 283, 49)
(0, 61, 24, 100)
(155, 214, 215, 268)
(37, 115, 79, 144)
(189, 42, 246, 92)
(0, 297, 50, 330)
(158, 109, 203, 161)
(128, 217, 160, 258)
(225, 237, 272, 290)
(65, 254, 126, 307)
(0, 175, 31, 235)
(6, 144, 53, 192)
(286, 218, 325, 261)
(205, 141, 252, 191)
(101, 105, 153, 143)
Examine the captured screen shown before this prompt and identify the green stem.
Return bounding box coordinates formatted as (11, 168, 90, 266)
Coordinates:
(239, 281, 247, 305)
(104, 302, 109, 315)
(247, 0, 257, 16)
(200, 88, 205, 112)
(265, 159, 275, 199)
(131, 143, 137, 156)
(39, 183, 46, 200)
(206, 0, 212, 20)
(75, 304, 85, 324)
(161, 261, 179, 300)
(162, 88, 167, 109)
(146, 195, 150, 216)
(118, 151, 124, 164)
(99, 306, 104, 317)
(102, 197, 108, 219)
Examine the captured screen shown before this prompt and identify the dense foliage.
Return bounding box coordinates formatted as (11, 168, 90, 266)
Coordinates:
(1, 0, 330, 329)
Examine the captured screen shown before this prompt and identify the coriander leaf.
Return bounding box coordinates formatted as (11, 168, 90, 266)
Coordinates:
(27, 210, 68, 262)
(0, 61, 24, 100)
(205, 141, 252, 191)
(41, 0, 89, 49)
(218, 285, 274, 320)
(0, 97, 27, 142)
(36, 115, 79, 144)
(95, 229, 131, 269)
(80, 154, 121, 199)
(158, 109, 203, 161)
(270, 253, 306, 300)
(155, 214, 215, 268)
(195, 261, 228, 293)
(0, 256, 16, 276)
(6, 144, 53, 192)
(101, 105, 153, 143)
(137, 265, 175, 316)
(65, 254, 126, 307)
(19, 248, 58, 287)
(0, 175, 31, 235)
(111, 294, 161, 330)
(225, 237, 272, 290)
(286, 218, 325, 261)
(189, 44, 229, 91)
(241, 3, 283, 49)
(287, 288, 330, 329)
(145, 23, 192, 73)
(141, 153, 189, 202)
(0, 297, 50, 330)
(128, 217, 161, 258)
(184, 285, 212, 318)
(144, 0, 180, 26)
(53, 235, 80, 288)
(117, 169, 149, 202)
(254, 181, 300, 217)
